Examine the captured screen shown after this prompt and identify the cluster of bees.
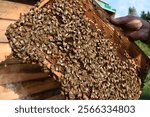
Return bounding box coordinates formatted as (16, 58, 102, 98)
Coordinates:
(6, 0, 142, 99)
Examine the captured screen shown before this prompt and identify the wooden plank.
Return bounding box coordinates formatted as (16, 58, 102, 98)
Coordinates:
(0, 20, 15, 43)
(0, 57, 24, 65)
(23, 88, 61, 100)
(0, 56, 51, 85)
(0, 86, 19, 100)
(0, 64, 42, 73)
(0, 79, 60, 100)
(0, 43, 11, 62)
(47, 94, 65, 100)
(0, 0, 32, 20)
(0, 0, 32, 43)
(17, 79, 60, 98)
(0, 72, 50, 85)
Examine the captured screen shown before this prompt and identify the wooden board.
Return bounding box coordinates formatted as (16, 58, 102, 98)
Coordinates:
(0, 43, 11, 62)
(0, 0, 33, 62)
(0, 57, 62, 100)
(0, 0, 32, 42)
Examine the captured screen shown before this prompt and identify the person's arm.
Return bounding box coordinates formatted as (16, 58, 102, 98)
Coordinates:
(111, 15, 150, 44)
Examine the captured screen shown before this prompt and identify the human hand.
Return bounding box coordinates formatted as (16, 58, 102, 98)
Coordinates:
(111, 15, 150, 44)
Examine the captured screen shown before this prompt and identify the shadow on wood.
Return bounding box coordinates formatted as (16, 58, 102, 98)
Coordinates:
(0, 56, 65, 100)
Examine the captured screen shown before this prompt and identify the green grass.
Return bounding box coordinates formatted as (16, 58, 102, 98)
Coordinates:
(140, 68, 150, 99)
(135, 41, 150, 99)
(135, 40, 150, 57)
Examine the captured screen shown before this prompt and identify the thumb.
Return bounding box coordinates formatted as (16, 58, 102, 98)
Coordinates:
(126, 30, 147, 41)
(110, 16, 134, 26)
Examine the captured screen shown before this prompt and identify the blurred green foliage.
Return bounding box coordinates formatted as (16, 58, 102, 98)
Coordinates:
(141, 11, 150, 20)
(128, 6, 137, 16)
(135, 41, 150, 57)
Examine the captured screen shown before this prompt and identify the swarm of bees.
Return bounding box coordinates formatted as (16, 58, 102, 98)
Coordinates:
(5, 0, 147, 99)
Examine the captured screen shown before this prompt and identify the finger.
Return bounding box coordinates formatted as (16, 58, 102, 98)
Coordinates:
(126, 31, 139, 40)
(111, 16, 143, 31)
(126, 30, 147, 41)
(110, 16, 133, 25)
(125, 19, 143, 30)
